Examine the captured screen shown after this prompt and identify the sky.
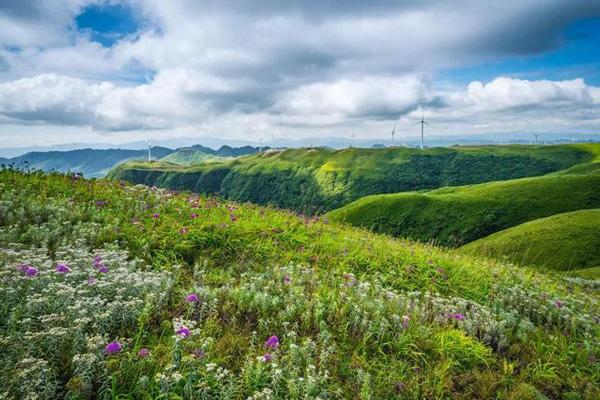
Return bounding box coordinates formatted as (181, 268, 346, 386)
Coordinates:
(0, 0, 599, 147)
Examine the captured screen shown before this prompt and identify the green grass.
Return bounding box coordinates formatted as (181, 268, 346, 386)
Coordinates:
(327, 144, 600, 247)
(160, 148, 224, 165)
(0, 170, 599, 399)
(459, 209, 600, 274)
(108, 144, 591, 214)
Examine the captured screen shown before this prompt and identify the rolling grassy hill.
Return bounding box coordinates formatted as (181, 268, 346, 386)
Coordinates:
(0, 170, 598, 399)
(109, 144, 590, 213)
(460, 209, 600, 275)
(160, 148, 220, 165)
(327, 144, 600, 247)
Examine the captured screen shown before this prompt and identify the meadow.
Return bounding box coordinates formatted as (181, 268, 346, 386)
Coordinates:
(0, 168, 599, 399)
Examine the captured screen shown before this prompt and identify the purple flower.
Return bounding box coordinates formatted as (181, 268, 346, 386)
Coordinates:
(394, 382, 406, 393)
(283, 275, 291, 285)
(56, 263, 71, 274)
(87, 276, 97, 285)
(402, 315, 410, 329)
(105, 341, 122, 355)
(98, 265, 109, 273)
(176, 327, 191, 338)
(190, 213, 199, 219)
(192, 348, 205, 359)
(138, 348, 150, 358)
(554, 300, 564, 309)
(264, 335, 279, 350)
(185, 293, 199, 303)
(152, 213, 160, 219)
(448, 313, 465, 321)
(93, 255, 103, 268)
(25, 266, 38, 277)
(262, 353, 273, 362)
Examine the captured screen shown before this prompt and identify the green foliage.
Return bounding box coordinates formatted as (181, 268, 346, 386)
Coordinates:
(0, 170, 599, 399)
(328, 144, 600, 247)
(108, 145, 591, 214)
(460, 209, 600, 273)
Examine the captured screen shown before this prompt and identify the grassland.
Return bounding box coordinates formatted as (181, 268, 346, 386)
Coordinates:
(109, 145, 590, 214)
(327, 144, 600, 247)
(460, 209, 600, 275)
(1, 169, 598, 399)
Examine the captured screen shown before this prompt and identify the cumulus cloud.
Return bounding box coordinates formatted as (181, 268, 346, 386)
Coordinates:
(0, 0, 599, 144)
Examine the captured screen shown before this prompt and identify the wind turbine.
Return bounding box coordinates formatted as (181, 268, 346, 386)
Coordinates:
(417, 112, 431, 150)
(147, 140, 152, 162)
(390, 124, 396, 147)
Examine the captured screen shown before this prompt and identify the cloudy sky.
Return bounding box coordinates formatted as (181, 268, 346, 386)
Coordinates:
(0, 0, 599, 147)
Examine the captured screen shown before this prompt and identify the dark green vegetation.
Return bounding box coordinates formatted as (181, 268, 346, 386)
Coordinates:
(328, 144, 600, 247)
(109, 145, 590, 213)
(1, 170, 598, 399)
(461, 209, 600, 276)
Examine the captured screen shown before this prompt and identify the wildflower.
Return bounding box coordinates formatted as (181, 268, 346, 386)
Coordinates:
(86, 276, 97, 285)
(105, 341, 122, 355)
(264, 335, 279, 350)
(92, 255, 103, 268)
(262, 353, 273, 362)
(138, 348, 150, 358)
(176, 327, 191, 339)
(179, 227, 189, 235)
(98, 265, 109, 273)
(192, 349, 205, 359)
(402, 315, 410, 329)
(152, 213, 160, 219)
(283, 275, 291, 285)
(448, 313, 465, 321)
(185, 293, 199, 303)
(190, 212, 199, 219)
(554, 300, 564, 309)
(229, 213, 236, 222)
(24, 265, 38, 277)
(394, 382, 406, 393)
(56, 263, 71, 274)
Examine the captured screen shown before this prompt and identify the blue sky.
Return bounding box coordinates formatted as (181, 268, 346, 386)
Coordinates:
(0, 0, 599, 147)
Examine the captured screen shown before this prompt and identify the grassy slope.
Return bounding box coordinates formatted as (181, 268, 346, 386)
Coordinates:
(160, 148, 219, 165)
(108, 145, 590, 214)
(327, 144, 600, 247)
(1, 171, 599, 399)
(460, 209, 600, 274)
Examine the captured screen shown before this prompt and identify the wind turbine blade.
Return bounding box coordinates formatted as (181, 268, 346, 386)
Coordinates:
(424, 121, 432, 128)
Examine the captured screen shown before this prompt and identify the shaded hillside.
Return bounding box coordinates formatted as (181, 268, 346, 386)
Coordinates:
(327, 144, 600, 246)
(460, 209, 600, 275)
(6, 147, 174, 177)
(109, 145, 590, 213)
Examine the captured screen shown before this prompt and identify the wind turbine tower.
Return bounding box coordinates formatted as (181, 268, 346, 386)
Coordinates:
(147, 140, 152, 162)
(417, 113, 431, 150)
(391, 124, 396, 146)
(534, 134, 540, 145)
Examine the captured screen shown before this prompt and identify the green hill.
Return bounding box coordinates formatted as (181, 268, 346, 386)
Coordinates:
(160, 148, 220, 165)
(327, 144, 600, 247)
(109, 144, 590, 213)
(460, 209, 600, 274)
(0, 170, 598, 399)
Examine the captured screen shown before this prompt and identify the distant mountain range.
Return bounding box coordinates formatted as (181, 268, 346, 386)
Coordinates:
(0, 145, 265, 178)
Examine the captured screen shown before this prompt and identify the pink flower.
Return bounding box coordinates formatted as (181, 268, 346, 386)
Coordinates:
(179, 227, 189, 235)
(264, 335, 279, 350)
(283, 275, 291, 285)
(190, 213, 199, 219)
(402, 315, 410, 329)
(138, 348, 150, 358)
(262, 353, 273, 362)
(185, 293, 199, 303)
(56, 263, 71, 274)
(152, 213, 160, 219)
(105, 341, 122, 355)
